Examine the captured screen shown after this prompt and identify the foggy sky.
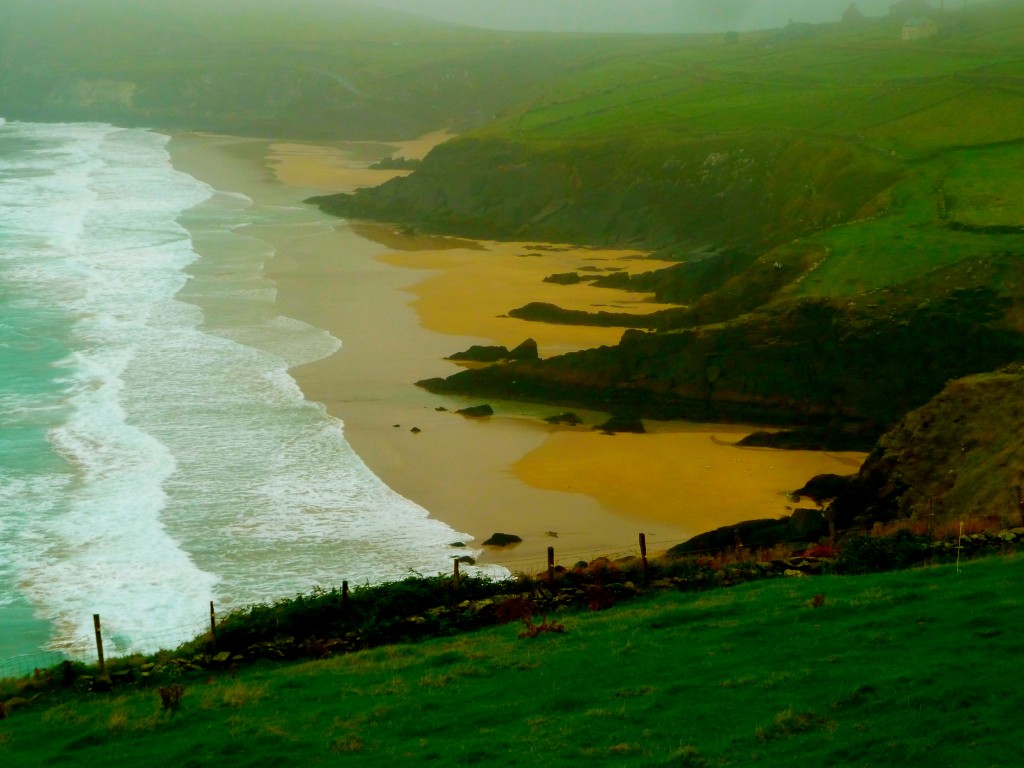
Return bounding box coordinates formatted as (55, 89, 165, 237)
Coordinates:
(357, 0, 899, 33)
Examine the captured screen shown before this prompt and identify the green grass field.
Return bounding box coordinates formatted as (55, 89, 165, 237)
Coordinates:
(3, 554, 1022, 767)
(466, 4, 1024, 304)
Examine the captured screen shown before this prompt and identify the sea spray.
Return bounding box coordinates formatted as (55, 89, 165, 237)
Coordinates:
(0, 121, 491, 659)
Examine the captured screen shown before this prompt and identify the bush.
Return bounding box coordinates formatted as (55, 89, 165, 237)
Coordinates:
(833, 530, 930, 574)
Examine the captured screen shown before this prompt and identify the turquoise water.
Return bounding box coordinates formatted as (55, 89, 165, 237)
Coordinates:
(0, 122, 484, 667)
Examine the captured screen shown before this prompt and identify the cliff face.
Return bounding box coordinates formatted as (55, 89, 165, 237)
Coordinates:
(311, 134, 901, 253)
(419, 269, 1024, 429)
(826, 366, 1024, 527)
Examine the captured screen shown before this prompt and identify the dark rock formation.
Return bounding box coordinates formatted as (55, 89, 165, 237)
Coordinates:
(447, 345, 510, 362)
(447, 340, 536, 364)
(670, 519, 790, 555)
(456, 404, 494, 418)
(595, 415, 646, 434)
(544, 412, 584, 425)
(482, 532, 523, 546)
(792, 474, 857, 506)
(668, 513, 823, 556)
(790, 508, 829, 540)
(507, 338, 539, 361)
(739, 423, 880, 451)
(826, 365, 1024, 528)
(543, 272, 586, 285)
(419, 281, 1024, 429)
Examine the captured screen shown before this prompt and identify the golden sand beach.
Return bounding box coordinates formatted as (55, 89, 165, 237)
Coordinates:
(170, 131, 867, 570)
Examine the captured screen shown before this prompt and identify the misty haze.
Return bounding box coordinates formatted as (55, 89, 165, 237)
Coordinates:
(1, 1, 1023, 765)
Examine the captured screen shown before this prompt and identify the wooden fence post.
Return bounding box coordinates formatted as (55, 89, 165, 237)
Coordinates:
(639, 532, 648, 582)
(342, 580, 349, 609)
(547, 546, 555, 586)
(209, 601, 217, 650)
(93, 614, 105, 675)
(453, 557, 461, 594)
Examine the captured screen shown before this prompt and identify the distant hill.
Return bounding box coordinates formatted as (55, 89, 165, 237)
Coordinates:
(0, 0, 646, 138)
(313, 0, 1024, 433)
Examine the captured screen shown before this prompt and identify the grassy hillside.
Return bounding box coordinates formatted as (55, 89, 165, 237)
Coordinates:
(0, 0, 703, 139)
(324, 1, 1024, 259)
(318, 2, 1024, 434)
(2, 554, 1022, 766)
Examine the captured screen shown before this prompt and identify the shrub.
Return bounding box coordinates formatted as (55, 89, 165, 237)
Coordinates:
(833, 530, 931, 574)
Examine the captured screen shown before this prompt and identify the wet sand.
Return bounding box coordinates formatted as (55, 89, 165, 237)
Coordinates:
(170, 131, 867, 571)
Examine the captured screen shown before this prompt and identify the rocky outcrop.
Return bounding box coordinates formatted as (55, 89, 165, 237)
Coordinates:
(595, 415, 646, 434)
(482, 532, 523, 546)
(507, 338, 539, 361)
(311, 133, 900, 253)
(543, 272, 587, 285)
(448, 345, 509, 362)
(544, 412, 584, 425)
(668, 510, 828, 556)
(826, 365, 1024, 527)
(419, 288, 1024, 429)
(447, 339, 538, 363)
(456, 404, 494, 418)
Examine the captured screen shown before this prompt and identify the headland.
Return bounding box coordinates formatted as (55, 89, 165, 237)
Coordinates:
(168, 132, 866, 569)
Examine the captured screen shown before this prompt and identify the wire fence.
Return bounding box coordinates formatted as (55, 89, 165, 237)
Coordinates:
(0, 650, 67, 681)
(0, 534, 673, 680)
(0, 612, 214, 682)
(0, 529, 850, 682)
(0, 532, 718, 680)
(2, 519, 1010, 682)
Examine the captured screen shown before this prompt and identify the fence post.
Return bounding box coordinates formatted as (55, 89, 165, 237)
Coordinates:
(342, 580, 349, 609)
(1016, 486, 1024, 527)
(639, 532, 648, 582)
(453, 557, 461, 595)
(93, 614, 105, 675)
(547, 546, 555, 586)
(209, 601, 217, 650)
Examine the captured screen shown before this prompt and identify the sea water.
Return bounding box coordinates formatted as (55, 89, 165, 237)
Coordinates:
(0, 122, 485, 664)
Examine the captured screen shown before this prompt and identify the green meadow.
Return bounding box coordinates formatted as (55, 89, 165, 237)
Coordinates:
(3, 554, 1022, 767)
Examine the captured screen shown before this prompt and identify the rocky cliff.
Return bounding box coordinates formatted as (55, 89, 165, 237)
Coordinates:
(419, 273, 1024, 433)
(823, 365, 1024, 528)
(310, 133, 900, 253)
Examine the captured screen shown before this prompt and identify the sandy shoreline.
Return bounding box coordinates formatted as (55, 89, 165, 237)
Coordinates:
(168, 131, 867, 570)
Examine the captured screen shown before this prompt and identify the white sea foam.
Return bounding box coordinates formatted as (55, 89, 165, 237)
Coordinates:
(0, 123, 499, 659)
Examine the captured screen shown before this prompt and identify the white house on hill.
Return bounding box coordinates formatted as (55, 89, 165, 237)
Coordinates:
(902, 16, 939, 40)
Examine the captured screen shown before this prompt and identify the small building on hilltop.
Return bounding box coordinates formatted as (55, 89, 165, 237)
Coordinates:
(902, 16, 939, 40)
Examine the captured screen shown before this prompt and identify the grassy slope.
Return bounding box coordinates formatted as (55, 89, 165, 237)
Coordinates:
(338, 2, 1024, 291)
(387, 4, 1024, 432)
(2, 555, 1022, 766)
(0, 0, 687, 140)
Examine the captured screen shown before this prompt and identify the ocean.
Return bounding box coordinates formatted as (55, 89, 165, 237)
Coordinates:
(0, 121, 485, 669)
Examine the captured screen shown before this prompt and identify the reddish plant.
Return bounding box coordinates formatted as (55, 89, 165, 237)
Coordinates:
(518, 616, 565, 639)
(801, 544, 835, 558)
